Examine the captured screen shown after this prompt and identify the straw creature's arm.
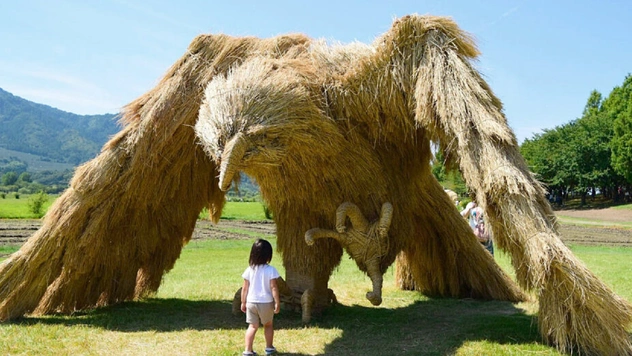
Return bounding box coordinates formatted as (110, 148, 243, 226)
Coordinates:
(394, 15, 632, 355)
(304, 228, 347, 246)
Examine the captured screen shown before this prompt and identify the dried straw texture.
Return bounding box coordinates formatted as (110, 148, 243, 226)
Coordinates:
(0, 33, 310, 321)
(196, 16, 526, 312)
(196, 15, 631, 354)
(404, 16, 632, 355)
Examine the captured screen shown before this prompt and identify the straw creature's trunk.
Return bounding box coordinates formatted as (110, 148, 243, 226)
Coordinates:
(0, 33, 310, 321)
(305, 202, 394, 306)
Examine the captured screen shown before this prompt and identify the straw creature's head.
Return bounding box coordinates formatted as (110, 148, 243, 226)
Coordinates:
(196, 56, 332, 191)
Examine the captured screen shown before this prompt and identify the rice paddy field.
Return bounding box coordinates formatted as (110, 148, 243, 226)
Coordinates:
(0, 201, 631, 355)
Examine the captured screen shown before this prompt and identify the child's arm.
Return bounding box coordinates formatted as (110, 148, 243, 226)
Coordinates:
(270, 278, 280, 314)
(240, 279, 249, 313)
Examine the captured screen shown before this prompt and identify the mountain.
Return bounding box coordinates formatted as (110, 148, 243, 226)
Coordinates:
(0, 88, 121, 166)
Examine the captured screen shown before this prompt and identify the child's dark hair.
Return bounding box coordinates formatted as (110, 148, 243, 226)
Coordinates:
(249, 239, 273, 266)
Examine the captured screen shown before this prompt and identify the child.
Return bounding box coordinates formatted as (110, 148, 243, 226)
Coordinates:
(241, 239, 281, 356)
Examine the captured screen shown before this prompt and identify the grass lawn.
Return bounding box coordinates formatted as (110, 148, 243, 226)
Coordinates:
(554, 215, 632, 228)
(1, 196, 268, 221)
(204, 201, 268, 221)
(1, 237, 630, 355)
(1, 200, 631, 354)
(0, 193, 56, 219)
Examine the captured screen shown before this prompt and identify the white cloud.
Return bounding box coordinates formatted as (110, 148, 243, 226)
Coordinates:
(0, 61, 123, 114)
(7, 86, 121, 114)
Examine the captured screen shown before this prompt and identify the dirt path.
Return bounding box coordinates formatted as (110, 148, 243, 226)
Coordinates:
(1, 208, 631, 249)
(0, 219, 277, 248)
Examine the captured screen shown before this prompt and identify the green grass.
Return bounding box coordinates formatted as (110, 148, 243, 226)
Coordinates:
(0, 199, 630, 354)
(1, 238, 630, 355)
(614, 203, 632, 211)
(215, 201, 268, 221)
(0, 245, 20, 258)
(1, 196, 267, 220)
(555, 215, 632, 228)
(0, 194, 56, 219)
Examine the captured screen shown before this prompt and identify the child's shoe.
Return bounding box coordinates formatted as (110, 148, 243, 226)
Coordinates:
(265, 347, 277, 355)
(243, 351, 257, 356)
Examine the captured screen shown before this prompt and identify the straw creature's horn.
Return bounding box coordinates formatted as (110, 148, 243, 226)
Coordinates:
(219, 133, 249, 191)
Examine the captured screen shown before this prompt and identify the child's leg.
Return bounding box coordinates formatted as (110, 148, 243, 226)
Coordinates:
(263, 320, 274, 348)
(245, 322, 259, 352)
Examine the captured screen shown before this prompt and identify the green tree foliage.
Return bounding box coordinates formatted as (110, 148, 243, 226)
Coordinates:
(572, 91, 620, 204)
(608, 75, 632, 182)
(521, 124, 577, 196)
(27, 191, 49, 217)
(0, 170, 71, 194)
(0, 158, 27, 175)
(431, 149, 467, 196)
(521, 83, 629, 204)
(1, 171, 18, 185)
(18, 172, 32, 183)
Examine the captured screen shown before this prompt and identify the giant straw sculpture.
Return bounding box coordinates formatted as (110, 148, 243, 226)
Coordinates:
(1, 15, 630, 355)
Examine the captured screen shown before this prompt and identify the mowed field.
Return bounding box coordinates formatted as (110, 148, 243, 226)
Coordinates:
(0, 202, 630, 355)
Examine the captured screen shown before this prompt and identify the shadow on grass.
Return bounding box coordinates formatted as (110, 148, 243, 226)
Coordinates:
(10, 296, 544, 355)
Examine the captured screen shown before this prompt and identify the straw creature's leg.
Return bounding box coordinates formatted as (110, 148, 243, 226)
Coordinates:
(409, 18, 632, 354)
(232, 277, 295, 315)
(398, 178, 526, 302)
(232, 288, 242, 315)
(301, 288, 314, 323)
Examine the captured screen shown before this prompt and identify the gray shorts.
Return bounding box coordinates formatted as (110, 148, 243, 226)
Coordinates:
(245, 302, 275, 325)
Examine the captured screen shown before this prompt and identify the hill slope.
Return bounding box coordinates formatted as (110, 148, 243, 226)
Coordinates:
(0, 88, 120, 165)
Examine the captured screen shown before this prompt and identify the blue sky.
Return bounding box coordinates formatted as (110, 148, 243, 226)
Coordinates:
(1, 0, 630, 143)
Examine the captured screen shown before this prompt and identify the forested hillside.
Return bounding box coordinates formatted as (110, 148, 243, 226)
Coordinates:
(0, 88, 120, 165)
(0, 88, 262, 197)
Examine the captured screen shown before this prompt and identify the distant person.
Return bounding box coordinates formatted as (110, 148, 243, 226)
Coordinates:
(461, 202, 494, 255)
(241, 239, 281, 356)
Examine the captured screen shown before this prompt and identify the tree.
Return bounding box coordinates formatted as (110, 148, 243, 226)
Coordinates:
(573, 91, 620, 204)
(521, 124, 576, 198)
(609, 75, 632, 183)
(431, 149, 467, 196)
(1, 171, 18, 186)
(522, 89, 624, 205)
(27, 191, 49, 217)
(18, 172, 32, 183)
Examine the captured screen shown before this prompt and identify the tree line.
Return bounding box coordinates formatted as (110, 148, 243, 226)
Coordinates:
(520, 75, 632, 205)
(1, 158, 73, 196)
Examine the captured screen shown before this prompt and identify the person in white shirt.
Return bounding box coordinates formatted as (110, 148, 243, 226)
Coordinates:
(241, 239, 281, 356)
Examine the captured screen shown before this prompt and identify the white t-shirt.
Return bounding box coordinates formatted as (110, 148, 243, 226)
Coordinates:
(242, 264, 280, 303)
